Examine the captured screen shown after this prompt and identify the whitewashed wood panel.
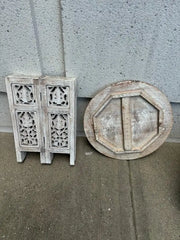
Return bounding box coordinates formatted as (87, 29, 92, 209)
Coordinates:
(84, 81, 173, 160)
(5, 75, 76, 165)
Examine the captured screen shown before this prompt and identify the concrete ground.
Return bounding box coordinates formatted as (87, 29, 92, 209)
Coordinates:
(0, 133, 179, 240)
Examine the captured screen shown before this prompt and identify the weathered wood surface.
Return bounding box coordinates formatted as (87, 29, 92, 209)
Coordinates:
(5, 75, 77, 165)
(84, 81, 173, 160)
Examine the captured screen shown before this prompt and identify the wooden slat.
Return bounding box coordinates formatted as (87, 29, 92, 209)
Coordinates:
(122, 97, 132, 151)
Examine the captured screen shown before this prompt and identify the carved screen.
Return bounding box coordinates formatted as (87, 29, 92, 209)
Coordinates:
(46, 85, 69, 107)
(12, 84, 36, 105)
(49, 113, 69, 148)
(16, 111, 39, 146)
(6, 76, 76, 165)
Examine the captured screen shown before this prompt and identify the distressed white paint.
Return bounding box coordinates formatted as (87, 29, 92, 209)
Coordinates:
(84, 81, 173, 160)
(5, 75, 76, 165)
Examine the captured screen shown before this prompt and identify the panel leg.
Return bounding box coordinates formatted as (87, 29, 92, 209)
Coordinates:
(70, 135, 76, 166)
(40, 151, 54, 164)
(16, 151, 27, 163)
(70, 153, 75, 166)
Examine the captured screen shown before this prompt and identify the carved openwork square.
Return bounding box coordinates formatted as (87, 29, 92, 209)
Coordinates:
(16, 111, 39, 147)
(49, 113, 69, 148)
(47, 85, 69, 107)
(12, 84, 36, 105)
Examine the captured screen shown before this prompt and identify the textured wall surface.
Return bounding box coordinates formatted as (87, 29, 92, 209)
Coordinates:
(0, 0, 64, 92)
(0, 0, 180, 101)
(61, 0, 180, 101)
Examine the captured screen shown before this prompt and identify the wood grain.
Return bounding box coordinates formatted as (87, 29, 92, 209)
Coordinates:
(84, 81, 173, 160)
(5, 75, 77, 165)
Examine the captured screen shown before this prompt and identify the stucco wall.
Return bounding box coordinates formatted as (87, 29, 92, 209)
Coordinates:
(0, 0, 64, 90)
(61, 0, 180, 101)
(0, 0, 179, 139)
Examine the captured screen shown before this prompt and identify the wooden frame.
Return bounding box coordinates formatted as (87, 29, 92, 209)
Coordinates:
(6, 75, 77, 165)
(84, 81, 173, 160)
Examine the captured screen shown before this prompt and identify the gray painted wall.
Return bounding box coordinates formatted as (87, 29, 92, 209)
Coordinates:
(61, 0, 180, 101)
(0, 0, 180, 140)
(0, 0, 64, 91)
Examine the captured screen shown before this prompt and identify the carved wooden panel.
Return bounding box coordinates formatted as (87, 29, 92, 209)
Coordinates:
(6, 76, 76, 165)
(16, 111, 39, 147)
(46, 85, 69, 107)
(49, 113, 69, 148)
(12, 84, 36, 105)
(84, 81, 173, 160)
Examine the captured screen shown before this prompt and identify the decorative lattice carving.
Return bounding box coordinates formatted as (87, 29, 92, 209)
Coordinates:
(12, 84, 36, 105)
(6, 76, 76, 165)
(17, 111, 38, 146)
(47, 86, 69, 107)
(50, 113, 69, 148)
